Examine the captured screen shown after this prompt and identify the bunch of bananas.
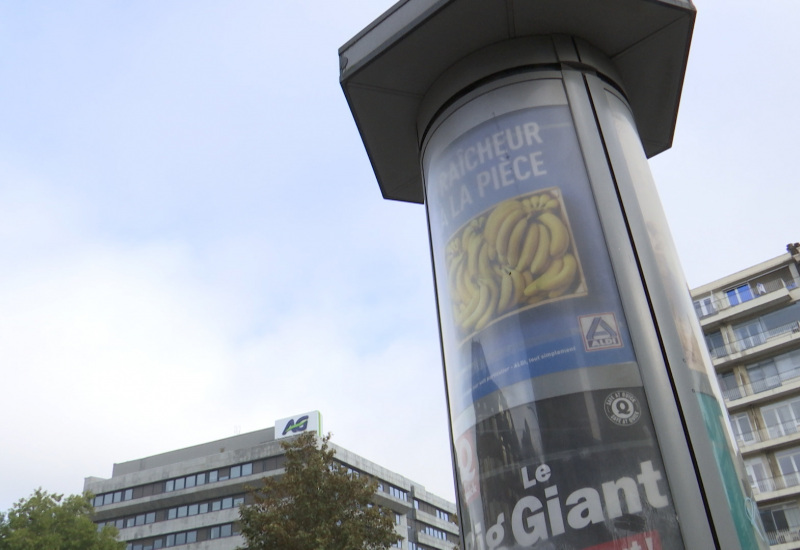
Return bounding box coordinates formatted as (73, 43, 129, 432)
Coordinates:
(445, 191, 581, 334)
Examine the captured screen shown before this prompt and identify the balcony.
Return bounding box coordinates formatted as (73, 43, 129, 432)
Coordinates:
(710, 321, 800, 366)
(736, 419, 800, 451)
(722, 367, 800, 408)
(749, 472, 800, 500)
(767, 527, 800, 547)
(695, 277, 798, 326)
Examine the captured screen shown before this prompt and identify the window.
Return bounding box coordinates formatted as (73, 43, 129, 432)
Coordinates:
(726, 284, 753, 307)
(762, 397, 800, 439)
(705, 331, 727, 358)
(734, 319, 765, 351)
(748, 362, 780, 394)
(776, 447, 800, 487)
(761, 504, 800, 538)
(745, 456, 772, 493)
(230, 465, 241, 478)
(694, 296, 716, 317)
(388, 486, 408, 501)
(242, 463, 253, 476)
(730, 412, 755, 444)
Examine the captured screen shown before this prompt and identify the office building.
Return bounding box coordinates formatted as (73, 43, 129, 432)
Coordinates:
(692, 243, 800, 547)
(84, 412, 459, 550)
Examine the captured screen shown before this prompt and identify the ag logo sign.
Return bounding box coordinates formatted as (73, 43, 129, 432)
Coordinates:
(275, 411, 322, 440)
(282, 415, 309, 436)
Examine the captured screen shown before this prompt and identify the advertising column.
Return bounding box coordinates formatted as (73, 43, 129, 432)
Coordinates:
(423, 76, 684, 549)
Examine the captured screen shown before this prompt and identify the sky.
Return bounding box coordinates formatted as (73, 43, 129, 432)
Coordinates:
(0, 0, 797, 514)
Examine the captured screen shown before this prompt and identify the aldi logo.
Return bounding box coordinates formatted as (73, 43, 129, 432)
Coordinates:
(579, 313, 623, 351)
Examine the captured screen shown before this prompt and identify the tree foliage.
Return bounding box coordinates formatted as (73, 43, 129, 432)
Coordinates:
(239, 432, 398, 550)
(0, 489, 124, 550)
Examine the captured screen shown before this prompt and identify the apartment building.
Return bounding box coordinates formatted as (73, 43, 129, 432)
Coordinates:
(692, 243, 800, 548)
(84, 412, 459, 550)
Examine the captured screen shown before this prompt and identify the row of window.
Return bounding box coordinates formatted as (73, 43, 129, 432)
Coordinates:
(420, 524, 449, 540)
(169, 495, 245, 519)
(412, 498, 450, 522)
(377, 481, 408, 501)
(718, 348, 800, 401)
(705, 303, 800, 359)
(693, 270, 798, 318)
(93, 456, 284, 508)
(124, 523, 238, 550)
(98, 494, 246, 531)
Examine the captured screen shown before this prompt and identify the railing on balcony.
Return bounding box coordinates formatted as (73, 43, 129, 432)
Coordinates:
(709, 321, 800, 360)
(735, 418, 800, 447)
(767, 527, 800, 545)
(695, 276, 799, 319)
(749, 471, 800, 495)
(721, 366, 800, 401)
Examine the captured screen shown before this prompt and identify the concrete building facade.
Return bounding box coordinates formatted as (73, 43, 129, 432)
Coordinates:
(84, 415, 459, 550)
(692, 243, 800, 548)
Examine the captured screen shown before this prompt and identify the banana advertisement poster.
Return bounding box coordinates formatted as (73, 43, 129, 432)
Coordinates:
(424, 100, 684, 549)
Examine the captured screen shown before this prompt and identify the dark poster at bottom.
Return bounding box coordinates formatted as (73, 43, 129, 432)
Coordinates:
(455, 387, 683, 550)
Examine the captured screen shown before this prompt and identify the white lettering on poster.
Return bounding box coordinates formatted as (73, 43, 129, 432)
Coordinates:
(433, 121, 547, 227)
(463, 461, 669, 550)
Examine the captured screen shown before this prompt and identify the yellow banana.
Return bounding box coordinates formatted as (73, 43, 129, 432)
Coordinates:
(510, 269, 526, 306)
(447, 254, 464, 300)
(515, 222, 540, 272)
(454, 258, 473, 304)
(505, 215, 530, 268)
(538, 211, 570, 258)
(495, 208, 527, 262)
(483, 200, 522, 248)
(466, 233, 483, 282)
(535, 193, 550, 209)
(544, 199, 560, 210)
(497, 271, 514, 313)
(474, 279, 499, 332)
(529, 253, 578, 294)
(525, 257, 563, 296)
(456, 285, 483, 327)
(478, 244, 494, 280)
(529, 223, 551, 275)
(462, 279, 492, 332)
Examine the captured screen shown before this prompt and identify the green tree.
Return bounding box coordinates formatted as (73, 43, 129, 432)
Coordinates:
(239, 432, 398, 550)
(0, 489, 124, 550)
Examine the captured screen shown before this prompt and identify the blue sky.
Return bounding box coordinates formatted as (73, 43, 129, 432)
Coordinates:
(0, 0, 798, 513)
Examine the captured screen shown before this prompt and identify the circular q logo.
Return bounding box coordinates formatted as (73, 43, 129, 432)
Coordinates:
(604, 391, 641, 426)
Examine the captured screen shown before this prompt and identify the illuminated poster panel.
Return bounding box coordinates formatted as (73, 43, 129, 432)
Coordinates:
(423, 79, 684, 549)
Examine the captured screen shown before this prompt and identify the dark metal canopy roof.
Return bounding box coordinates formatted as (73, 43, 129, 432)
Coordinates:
(340, 0, 695, 204)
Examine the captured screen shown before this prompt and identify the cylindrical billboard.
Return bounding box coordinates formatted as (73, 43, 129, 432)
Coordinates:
(423, 75, 687, 550)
